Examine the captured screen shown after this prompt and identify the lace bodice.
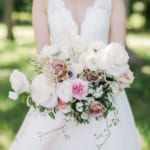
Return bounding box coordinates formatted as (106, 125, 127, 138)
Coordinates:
(47, 0, 112, 44)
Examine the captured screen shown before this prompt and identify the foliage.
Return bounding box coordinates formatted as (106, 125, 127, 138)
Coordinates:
(14, 0, 32, 12)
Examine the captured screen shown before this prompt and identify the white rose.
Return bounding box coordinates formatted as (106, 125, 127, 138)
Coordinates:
(69, 63, 84, 77)
(31, 73, 58, 108)
(88, 41, 106, 54)
(10, 69, 30, 94)
(8, 91, 19, 100)
(85, 54, 98, 71)
(57, 80, 72, 103)
(40, 45, 60, 58)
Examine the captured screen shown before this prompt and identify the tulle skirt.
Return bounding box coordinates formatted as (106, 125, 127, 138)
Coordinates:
(9, 91, 141, 150)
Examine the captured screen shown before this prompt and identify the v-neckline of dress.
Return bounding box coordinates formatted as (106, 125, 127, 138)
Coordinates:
(61, 0, 97, 35)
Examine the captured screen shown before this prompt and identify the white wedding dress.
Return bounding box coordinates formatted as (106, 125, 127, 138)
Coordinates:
(10, 0, 141, 150)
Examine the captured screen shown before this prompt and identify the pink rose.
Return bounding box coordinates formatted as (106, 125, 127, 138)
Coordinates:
(72, 79, 89, 100)
(117, 70, 134, 90)
(58, 98, 67, 110)
(51, 59, 67, 81)
(89, 101, 106, 117)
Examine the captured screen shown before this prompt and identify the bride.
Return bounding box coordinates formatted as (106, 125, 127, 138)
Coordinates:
(10, 0, 141, 149)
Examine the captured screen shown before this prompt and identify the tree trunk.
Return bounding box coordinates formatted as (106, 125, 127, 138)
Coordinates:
(124, 0, 130, 16)
(145, 2, 150, 29)
(4, 0, 14, 40)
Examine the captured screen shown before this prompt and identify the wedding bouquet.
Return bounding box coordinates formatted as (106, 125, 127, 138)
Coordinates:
(8, 38, 134, 125)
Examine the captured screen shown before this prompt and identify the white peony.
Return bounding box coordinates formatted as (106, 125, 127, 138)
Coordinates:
(88, 41, 106, 54)
(8, 91, 19, 100)
(103, 43, 129, 65)
(100, 43, 130, 76)
(31, 73, 58, 108)
(40, 45, 60, 58)
(96, 50, 105, 70)
(57, 80, 72, 103)
(10, 69, 30, 94)
(85, 54, 98, 71)
(69, 63, 84, 77)
(79, 52, 87, 66)
(60, 43, 72, 59)
(106, 64, 130, 77)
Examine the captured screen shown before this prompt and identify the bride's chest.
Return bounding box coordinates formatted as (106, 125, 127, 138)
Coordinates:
(47, 0, 112, 43)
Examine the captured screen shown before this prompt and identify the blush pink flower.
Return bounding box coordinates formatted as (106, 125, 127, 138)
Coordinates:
(58, 98, 68, 110)
(51, 59, 67, 81)
(72, 79, 89, 100)
(89, 101, 106, 117)
(117, 70, 134, 90)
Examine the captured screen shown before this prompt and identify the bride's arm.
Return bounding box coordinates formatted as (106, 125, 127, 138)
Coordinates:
(109, 0, 126, 45)
(32, 0, 50, 52)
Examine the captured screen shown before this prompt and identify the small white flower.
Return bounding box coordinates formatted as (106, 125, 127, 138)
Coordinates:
(62, 106, 72, 114)
(57, 80, 72, 103)
(110, 82, 119, 94)
(88, 88, 94, 94)
(93, 92, 103, 98)
(8, 91, 19, 100)
(81, 112, 89, 120)
(92, 86, 103, 98)
(10, 69, 30, 94)
(76, 102, 84, 112)
(96, 86, 103, 93)
(31, 73, 58, 109)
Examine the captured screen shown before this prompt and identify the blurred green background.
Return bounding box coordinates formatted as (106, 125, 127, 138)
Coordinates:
(0, 0, 150, 150)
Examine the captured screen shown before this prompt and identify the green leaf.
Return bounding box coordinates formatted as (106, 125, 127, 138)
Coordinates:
(48, 112, 55, 119)
(38, 106, 45, 112)
(20, 93, 29, 103)
(51, 51, 61, 57)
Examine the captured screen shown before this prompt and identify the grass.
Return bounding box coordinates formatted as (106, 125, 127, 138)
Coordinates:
(0, 23, 150, 150)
